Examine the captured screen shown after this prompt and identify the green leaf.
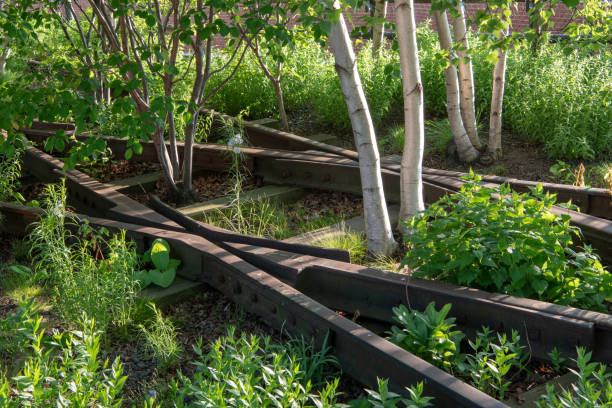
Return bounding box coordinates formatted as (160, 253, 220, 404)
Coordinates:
(134, 270, 152, 288)
(149, 268, 176, 288)
(150, 238, 170, 270)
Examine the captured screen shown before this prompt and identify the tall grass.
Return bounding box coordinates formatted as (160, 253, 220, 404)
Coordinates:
(206, 25, 611, 162)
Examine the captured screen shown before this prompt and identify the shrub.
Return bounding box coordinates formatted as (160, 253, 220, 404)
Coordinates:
(0, 300, 127, 407)
(402, 172, 612, 312)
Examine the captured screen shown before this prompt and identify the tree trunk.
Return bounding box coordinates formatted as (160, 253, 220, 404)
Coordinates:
(488, 48, 507, 161)
(273, 78, 289, 131)
(328, 7, 397, 257)
(372, 0, 388, 57)
(452, 4, 481, 149)
(0, 47, 9, 74)
(395, 0, 425, 230)
(433, 10, 479, 163)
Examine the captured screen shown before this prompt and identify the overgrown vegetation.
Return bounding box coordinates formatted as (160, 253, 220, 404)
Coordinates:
(0, 300, 127, 407)
(26, 182, 142, 332)
(206, 25, 611, 162)
(403, 173, 612, 312)
(388, 302, 528, 401)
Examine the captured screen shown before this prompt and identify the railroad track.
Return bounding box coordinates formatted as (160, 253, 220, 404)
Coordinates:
(21, 122, 612, 267)
(2, 136, 611, 406)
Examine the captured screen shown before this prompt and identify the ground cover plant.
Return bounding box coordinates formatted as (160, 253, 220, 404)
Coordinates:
(402, 173, 612, 312)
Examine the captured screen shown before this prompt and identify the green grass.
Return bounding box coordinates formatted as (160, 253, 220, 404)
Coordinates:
(314, 231, 368, 265)
(202, 198, 358, 240)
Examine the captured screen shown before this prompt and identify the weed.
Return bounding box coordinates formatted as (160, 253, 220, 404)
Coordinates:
(0, 148, 25, 205)
(537, 347, 612, 408)
(457, 327, 528, 400)
(425, 119, 454, 155)
(402, 172, 612, 312)
(139, 303, 182, 370)
(379, 124, 405, 155)
(493, 165, 507, 176)
(548, 347, 567, 372)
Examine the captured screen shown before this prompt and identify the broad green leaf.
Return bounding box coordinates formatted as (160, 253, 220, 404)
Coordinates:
(150, 238, 170, 270)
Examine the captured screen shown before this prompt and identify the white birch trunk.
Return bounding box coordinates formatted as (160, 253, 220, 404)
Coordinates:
(395, 0, 424, 230)
(433, 10, 479, 163)
(488, 47, 507, 161)
(452, 4, 481, 149)
(372, 0, 387, 57)
(328, 8, 397, 256)
(0, 46, 10, 74)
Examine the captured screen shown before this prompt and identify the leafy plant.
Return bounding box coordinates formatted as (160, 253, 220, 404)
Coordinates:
(135, 238, 181, 289)
(0, 300, 127, 407)
(387, 303, 464, 372)
(537, 347, 612, 408)
(456, 327, 527, 400)
(28, 182, 142, 332)
(139, 303, 182, 370)
(0, 148, 25, 204)
(548, 347, 567, 372)
(349, 378, 434, 408)
(166, 326, 343, 407)
(403, 172, 612, 312)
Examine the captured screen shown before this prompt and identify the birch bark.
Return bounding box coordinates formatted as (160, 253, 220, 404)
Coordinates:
(328, 6, 397, 256)
(433, 9, 479, 163)
(452, 4, 481, 149)
(395, 0, 425, 229)
(488, 46, 507, 160)
(372, 0, 387, 56)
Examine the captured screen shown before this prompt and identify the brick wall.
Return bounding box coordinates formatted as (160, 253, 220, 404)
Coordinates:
(346, 2, 575, 34)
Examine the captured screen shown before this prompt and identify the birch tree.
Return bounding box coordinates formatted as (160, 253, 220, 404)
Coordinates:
(451, 3, 481, 149)
(327, 1, 397, 256)
(395, 0, 425, 229)
(371, 0, 387, 56)
(433, 8, 479, 163)
(0, 0, 10, 75)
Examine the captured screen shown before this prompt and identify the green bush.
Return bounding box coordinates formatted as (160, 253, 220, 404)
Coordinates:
(402, 173, 612, 312)
(0, 300, 127, 407)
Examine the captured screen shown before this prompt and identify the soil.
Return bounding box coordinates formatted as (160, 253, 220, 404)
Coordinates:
(77, 160, 161, 183)
(126, 169, 261, 207)
(423, 131, 560, 184)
